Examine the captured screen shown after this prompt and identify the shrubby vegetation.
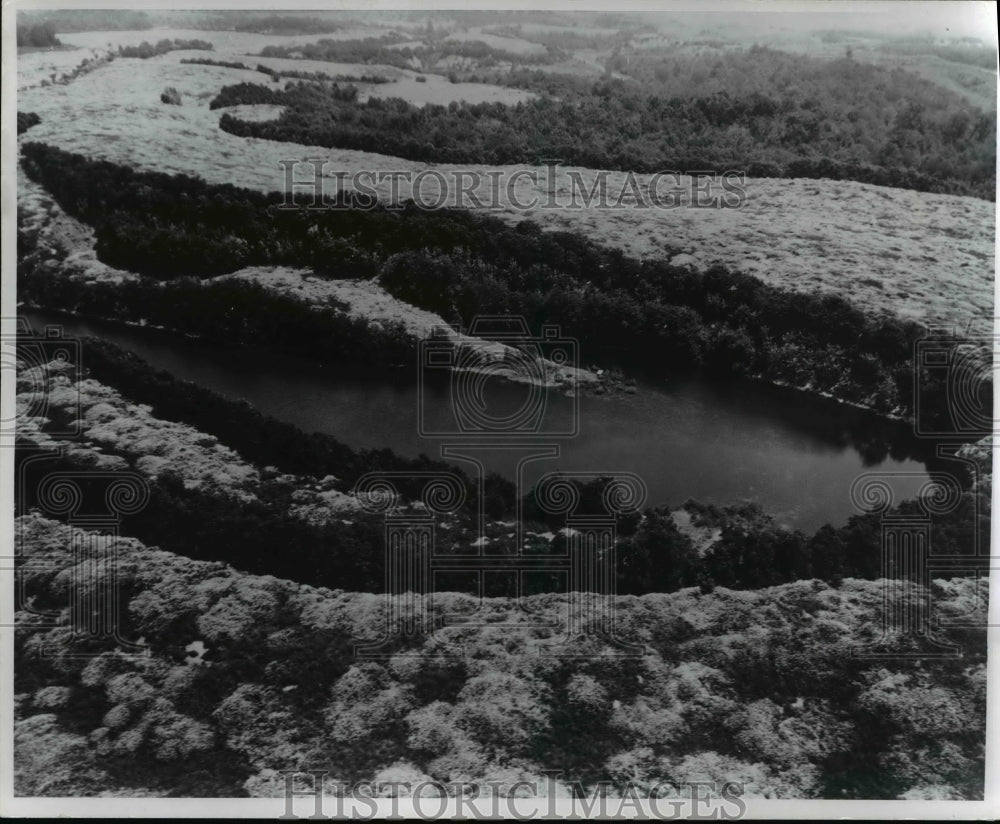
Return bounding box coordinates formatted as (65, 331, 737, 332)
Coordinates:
(180, 57, 251, 71)
(13, 513, 987, 798)
(17, 112, 41, 135)
(16, 21, 61, 48)
(208, 82, 289, 109)
(374, 247, 933, 415)
(211, 80, 359, 111)
(117, 40, 213, 59)
(20, 142, 386, 280)
(180, 59, 392, 85)
(259, 35, 558, 71)
(34, 53, 116, 89)
(15, 333, 988, 597)
(217, 44, 995, 198)
(22, 142, 984, 421)
(19, 273, 417, 368)
(16, 443, 388, 593)
(253, 63, 392, 84)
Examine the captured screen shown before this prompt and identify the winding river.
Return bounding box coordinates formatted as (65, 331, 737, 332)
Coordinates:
(24, 310, 933, 532)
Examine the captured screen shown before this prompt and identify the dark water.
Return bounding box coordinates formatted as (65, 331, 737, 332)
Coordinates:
(24, 310, 932, 531)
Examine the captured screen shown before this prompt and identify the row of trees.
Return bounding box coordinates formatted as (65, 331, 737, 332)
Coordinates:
(181, 59, 393, 85)
(258, 35, 559, 71)
(20, 141, 984, 424)
(117, 39, 213, 59)
(18, 272, 417, 369)
(375, 247, 926, 413)
(226, 14, 344, 35)
(210, 80, 359, 109)
(254, 63, 392, 84)
(214, 44, 995, 198)
(180, 57, 249, 71)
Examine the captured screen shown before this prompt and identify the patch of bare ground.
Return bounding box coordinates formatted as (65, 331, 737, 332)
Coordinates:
(670, 508, 723, 558)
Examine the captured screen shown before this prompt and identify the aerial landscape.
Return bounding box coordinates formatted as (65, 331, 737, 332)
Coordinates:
(8, 4, 997, 810)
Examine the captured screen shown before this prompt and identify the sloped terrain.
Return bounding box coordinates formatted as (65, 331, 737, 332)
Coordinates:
(14, 512, 988, 798)
(17, 33, 994, 332)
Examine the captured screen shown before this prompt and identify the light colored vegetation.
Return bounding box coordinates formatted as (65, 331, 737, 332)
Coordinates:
(18, 357, 361, 517)
(17, 27, 992, 333)
(14, 511, 987, 798)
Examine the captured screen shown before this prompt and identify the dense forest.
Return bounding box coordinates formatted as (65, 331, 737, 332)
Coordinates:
(218, 14, 345, 35)
(21, 142, 986, 427)
(216, 44, 994, 198)
(14, 512, 988, 797)
(17, 273, 417, 369)
(16, 21, 61, 48)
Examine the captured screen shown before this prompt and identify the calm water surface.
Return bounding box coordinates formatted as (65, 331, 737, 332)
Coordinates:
(24, 311, 931, 531)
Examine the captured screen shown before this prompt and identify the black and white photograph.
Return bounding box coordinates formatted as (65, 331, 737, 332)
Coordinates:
(2, 1, 997, 818)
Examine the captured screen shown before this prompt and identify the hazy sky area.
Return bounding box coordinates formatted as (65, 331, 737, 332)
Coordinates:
(638, 2, 997, 44)
(14, 0, 997, 43)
